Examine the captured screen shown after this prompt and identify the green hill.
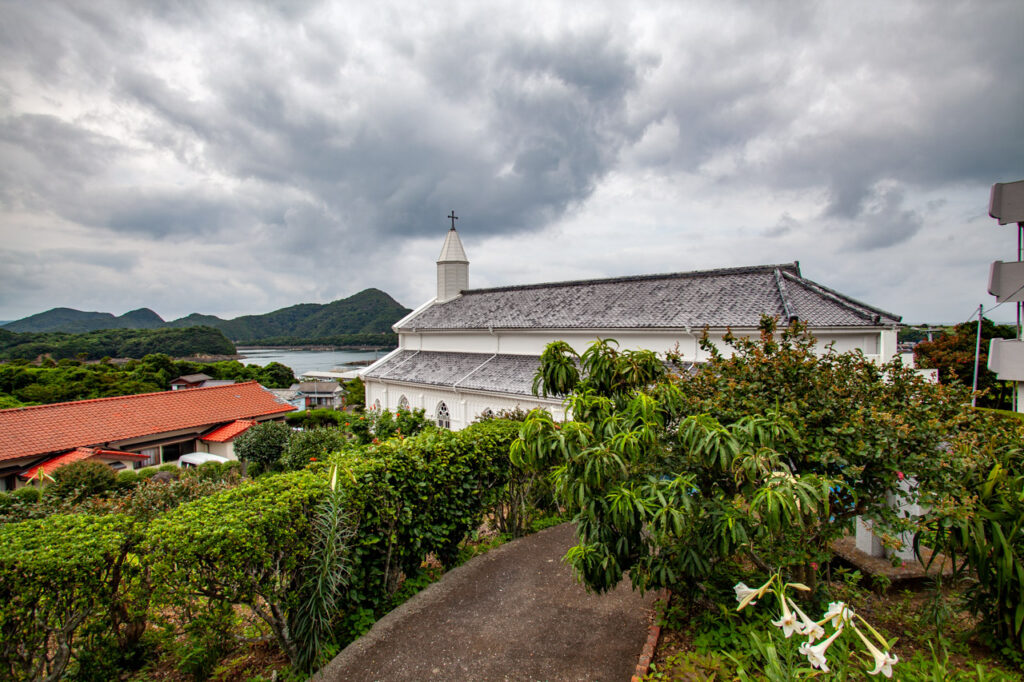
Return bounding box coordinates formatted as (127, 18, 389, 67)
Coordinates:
(3, 289, 410, 346)
(3, 307, 165, 333)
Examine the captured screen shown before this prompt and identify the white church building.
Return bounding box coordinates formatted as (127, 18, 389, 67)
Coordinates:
(362, 226, 901, 430)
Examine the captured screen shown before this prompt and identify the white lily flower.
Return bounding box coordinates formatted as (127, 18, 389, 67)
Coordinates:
(822, 601, 852, 629)
(787, 597, 824, 642)
(798, 625, 843, 672)
(771, 597, 799, 638)
(852, 622, 898, 678)
(734, 582, 759, 610)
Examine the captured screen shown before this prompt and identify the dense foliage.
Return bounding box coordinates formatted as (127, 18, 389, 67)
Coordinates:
(515, 320, 977, 594)
(0, 514, 137, 682)
(348, 406, 432, 444)
(914, 317, 1016, 410)
(233, 421, 293, 474)
(45, 461, 119, 504)
(924, 411, 1024, 657)
(0, 353, 295, 406)
(149, 471, 329, 665)
(0, 326, 235, 361)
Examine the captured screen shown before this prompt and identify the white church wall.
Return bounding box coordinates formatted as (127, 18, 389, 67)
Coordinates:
(401, 327, 896, 364)
(364, 379, 564, 431)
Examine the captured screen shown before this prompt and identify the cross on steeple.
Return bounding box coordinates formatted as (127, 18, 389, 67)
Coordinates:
(448, 210, 458, 230)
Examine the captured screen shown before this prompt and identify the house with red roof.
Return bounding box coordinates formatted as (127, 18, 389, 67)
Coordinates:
(0, 382, 296, 490)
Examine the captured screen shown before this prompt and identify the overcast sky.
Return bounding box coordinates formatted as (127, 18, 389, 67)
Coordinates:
(1, 1, 1022, 325)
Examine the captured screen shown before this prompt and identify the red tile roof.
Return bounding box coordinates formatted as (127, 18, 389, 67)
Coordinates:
(0, 382, 295, 463)
(20, 447, 149, 480)
(201, 419, 257, 443)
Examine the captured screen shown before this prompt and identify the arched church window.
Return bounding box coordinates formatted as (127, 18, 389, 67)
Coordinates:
(436, 401, 451, 429)
(373, 399, 381, 411)
(398, 395, 410, 411)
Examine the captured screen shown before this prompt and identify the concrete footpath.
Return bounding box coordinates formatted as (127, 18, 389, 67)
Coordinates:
(315, 522, 658, 682)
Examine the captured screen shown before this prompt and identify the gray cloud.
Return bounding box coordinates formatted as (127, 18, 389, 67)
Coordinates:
(0, 0, 1022, 322)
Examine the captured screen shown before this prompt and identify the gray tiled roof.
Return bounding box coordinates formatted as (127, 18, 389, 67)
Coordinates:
(397, 264, 900, 332)
(365, 351, 541, 396)
(298, 381, 342, 395)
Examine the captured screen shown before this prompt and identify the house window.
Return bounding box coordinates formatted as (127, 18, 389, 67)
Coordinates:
(136, 447, 158, 468)
(436, 401, 450, 429)
(398, 395, 409, 411)
(480, 408, 494, 420)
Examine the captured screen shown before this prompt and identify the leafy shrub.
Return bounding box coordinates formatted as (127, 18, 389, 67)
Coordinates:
(0, 514, 137, 681)
(147, 470, 329, 665)
(11, 487, 41, 504)
(924, 412, 1024, 656)
(515, 320, 972, 594)
(45, 460, 118, 503)
(179, 460, 242, 483)
(348, 407, 431, 444)
(233, 420, 291, 474)
(282, 428, 348, 470)
(286, 409, 343, 429)
(115, 470, 144, 492)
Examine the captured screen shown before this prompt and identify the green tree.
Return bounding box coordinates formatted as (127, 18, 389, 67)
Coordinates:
(258, 361, 296, 388)
(45, 461, 118, 504)
(515, 319, 971, 594)
(914, 317, 1015, 409)
(233, 421, 292, 474)
(282, 428, 348, 470)
(343, 377, 365, 410)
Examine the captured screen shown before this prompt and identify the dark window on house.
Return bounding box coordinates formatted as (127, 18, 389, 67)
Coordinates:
(161, 441, 187, 463)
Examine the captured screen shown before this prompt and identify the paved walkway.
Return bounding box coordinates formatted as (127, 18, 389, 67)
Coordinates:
(315, 523, 658, 682)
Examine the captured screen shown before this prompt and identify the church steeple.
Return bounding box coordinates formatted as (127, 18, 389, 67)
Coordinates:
(436, 211, 469, 302)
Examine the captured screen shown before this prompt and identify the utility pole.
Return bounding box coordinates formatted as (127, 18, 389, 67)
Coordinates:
(972, 304, 983, 408)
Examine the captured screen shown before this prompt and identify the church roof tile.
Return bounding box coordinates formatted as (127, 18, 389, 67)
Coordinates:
(365, 352, 541, 396)
(397, 263, 900, 331)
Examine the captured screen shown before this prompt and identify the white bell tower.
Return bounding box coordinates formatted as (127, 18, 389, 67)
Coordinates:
(436, 211, 469, 302)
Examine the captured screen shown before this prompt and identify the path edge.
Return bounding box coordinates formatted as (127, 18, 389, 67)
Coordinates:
(631, 589, 670, 681)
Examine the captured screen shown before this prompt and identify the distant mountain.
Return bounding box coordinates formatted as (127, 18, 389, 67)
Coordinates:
(3, 289, 411, 345)
(2, 307, 165, 333)
(163, 312, 227, 329)
(169, 289, 410, 343)
(118, 308, 165, 329)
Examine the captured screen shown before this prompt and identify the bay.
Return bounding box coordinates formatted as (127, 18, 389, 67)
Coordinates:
(237, 347, 386, 378)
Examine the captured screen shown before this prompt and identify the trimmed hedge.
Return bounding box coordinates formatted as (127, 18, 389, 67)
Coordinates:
(0, 419, 525, 675)
(0, 514, 137, 681)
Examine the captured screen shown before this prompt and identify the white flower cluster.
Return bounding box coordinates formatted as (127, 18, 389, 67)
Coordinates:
(734, 579, 898, 677)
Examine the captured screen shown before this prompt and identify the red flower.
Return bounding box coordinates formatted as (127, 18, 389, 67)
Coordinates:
(896, 471, 905, 481)
(810, 562, 819, 570)
(310, 457, 317, 462)
(372, 438, 380, 444)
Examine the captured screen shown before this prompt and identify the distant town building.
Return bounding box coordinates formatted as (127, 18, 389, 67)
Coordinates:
(297, 381, 344, 409)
